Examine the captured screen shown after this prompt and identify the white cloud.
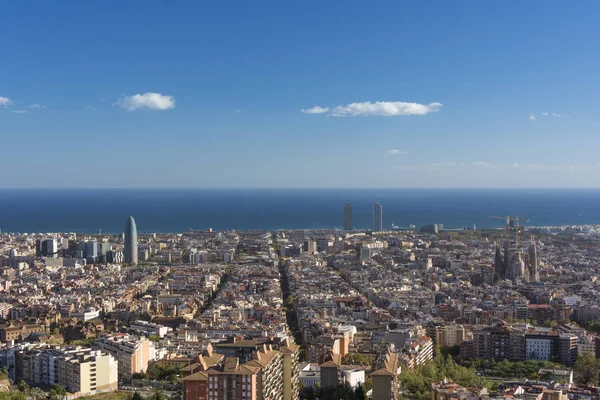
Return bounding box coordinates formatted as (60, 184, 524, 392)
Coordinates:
(386, 149, 408, 156)
(528, 114, 536, 121)
(116, 92, 175, 111)
(28, 104, 46, 109)
(330, 101, 442, 117)
(85, 106, 99, 111)
(0, 97, 12, 107)
(472, 162, 495, 167)
(539, 111, 570, 119)
(234, 109, 242, 114)
(12, 110, 27, 114)
(302, 101, 443, 117)
(301, 106, 329, 114)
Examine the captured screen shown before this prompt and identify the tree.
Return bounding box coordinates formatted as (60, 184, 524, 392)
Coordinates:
(49, 384, 67, 400)
(148, 389, 167, 400)
(148, 335, 161, 343)
(300, 386, 316, 400)
(131, 392, 144, 400)
(575, 353, 600, 386)
(29, 388, 46, 400)
(16, 381, 29, 395)
(354, 384, 366, 400)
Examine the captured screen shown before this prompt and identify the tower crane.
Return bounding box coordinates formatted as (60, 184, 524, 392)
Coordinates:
(489, 216, 522, 248)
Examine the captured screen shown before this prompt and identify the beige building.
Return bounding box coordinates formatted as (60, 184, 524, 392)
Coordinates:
(96, 334, 151, 379)
(577, 334, 596, 357)
(0, 323, 44, 343)
(435, 325, 466, 347)
(20, 346, 117, 396)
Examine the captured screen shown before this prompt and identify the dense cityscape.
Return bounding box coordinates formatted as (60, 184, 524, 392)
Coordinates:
(4, 0, 599, 398)
(0, 203, 600, 400)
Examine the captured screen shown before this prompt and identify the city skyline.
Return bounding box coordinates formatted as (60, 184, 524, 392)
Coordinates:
(2, 1, 600, 188)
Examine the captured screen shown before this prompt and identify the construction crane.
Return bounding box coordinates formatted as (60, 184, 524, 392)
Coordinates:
(489, 216, 521, 248)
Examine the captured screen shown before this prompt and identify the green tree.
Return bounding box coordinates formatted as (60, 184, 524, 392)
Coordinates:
(148, 389, 167, 400)
(575, 353, 600, 386)
(49, 384, 67, 400)
(300, 386, 316, 400)
(131, 392, 145, 400)
(16, 381, 29, 395)
(354, 384, 366, 400)
(29, 388, 47, 400)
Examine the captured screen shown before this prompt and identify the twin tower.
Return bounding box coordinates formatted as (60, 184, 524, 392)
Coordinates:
(344, 202, 383, 232)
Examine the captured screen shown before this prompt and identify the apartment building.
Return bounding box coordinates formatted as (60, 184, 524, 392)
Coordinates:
(130, 320, 171, 338)
(435, 325, 466, 347)
(184, 357, 260, 400)
(0, 323, 44, 343)
(473, 325, 579, 366)
(183, 340, 299, 400)
(403, 336, 433, 370)
(371, 350, 401, 400)
(95, 334, 151, 379)
(19, 346, 117, 396)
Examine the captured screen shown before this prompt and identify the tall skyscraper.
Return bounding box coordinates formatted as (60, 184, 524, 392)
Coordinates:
(343, 203, 352, 230)
(373, 202, 383, 232)
(124, 216, 138, 265)
(85, 240, 98, 261)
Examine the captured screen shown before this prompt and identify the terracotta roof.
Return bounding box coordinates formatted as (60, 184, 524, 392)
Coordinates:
(371, 368, 395, 376)
(320, 361, 340, 368)
(182, 371, 208, 381)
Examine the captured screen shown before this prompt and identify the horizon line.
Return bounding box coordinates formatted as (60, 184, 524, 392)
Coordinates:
(1, 187, 600, 190)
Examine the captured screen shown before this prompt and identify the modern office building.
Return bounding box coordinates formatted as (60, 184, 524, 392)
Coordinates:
(40, 239, 58, 257)
(124, 216, 138, 265)
(85, 240, 98, 261)
(373, 202, 383, 232)
(344, 203, 352, 230)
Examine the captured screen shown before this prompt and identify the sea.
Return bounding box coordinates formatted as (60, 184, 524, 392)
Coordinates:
(0, 188, 599, 234)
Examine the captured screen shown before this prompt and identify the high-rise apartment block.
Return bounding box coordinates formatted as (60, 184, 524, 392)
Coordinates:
(19, 346, 117, 396)
(95, 334, 151, 379)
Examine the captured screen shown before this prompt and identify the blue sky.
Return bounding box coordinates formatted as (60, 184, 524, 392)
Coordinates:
(1, 1, 599, 188)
